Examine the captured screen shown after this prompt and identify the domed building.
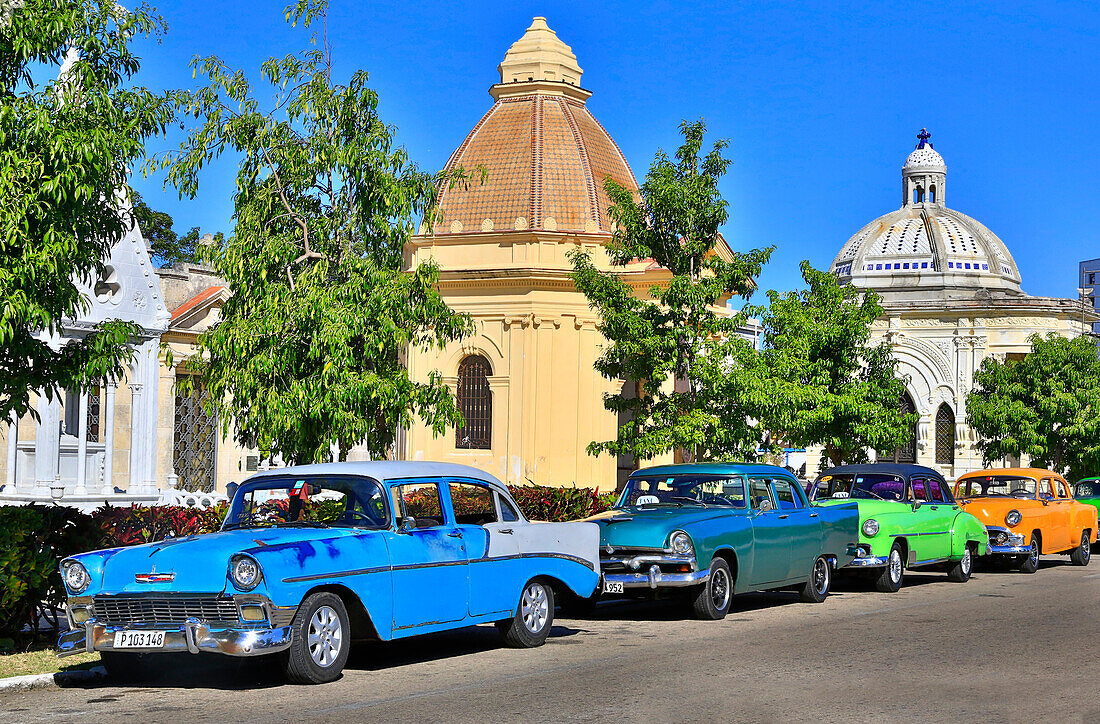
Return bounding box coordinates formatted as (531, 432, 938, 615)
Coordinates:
(403, 18, 725, 488)
(812, 132, 1095, 479)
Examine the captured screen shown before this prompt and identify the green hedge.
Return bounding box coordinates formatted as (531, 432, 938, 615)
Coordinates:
(0, 483, 616, 641)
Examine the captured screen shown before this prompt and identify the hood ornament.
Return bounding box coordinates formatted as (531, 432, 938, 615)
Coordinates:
(135, 565, 175, 583)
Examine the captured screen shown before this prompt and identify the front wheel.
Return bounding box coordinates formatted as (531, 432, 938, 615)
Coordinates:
(799, 556, 832, 603)
(947, 544, 974, 582)
(874, 543, 905, 592)
(497, 579, 554, 647)
(1017, 536, 1040, 574)
(1070, 530, 1091, 566)
(282, 592, 351, 684)
(691, 557, 733, 620)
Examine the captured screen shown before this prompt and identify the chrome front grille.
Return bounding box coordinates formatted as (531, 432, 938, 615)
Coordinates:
(93, 595, 239, 625)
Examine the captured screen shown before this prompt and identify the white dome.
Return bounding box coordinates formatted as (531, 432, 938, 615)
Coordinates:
(831, 133, 1022, 299)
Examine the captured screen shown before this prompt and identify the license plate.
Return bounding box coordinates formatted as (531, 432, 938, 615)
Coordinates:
(113, 630, 166, 649)
(603, 580, 624, 594)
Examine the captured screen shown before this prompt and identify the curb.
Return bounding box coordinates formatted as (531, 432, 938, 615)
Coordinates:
(0, 666, 107, 693)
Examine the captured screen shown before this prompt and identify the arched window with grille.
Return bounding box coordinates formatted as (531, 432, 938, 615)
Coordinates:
(935, 403, 955, 466)
(880, 390, 918, 464)
(456, 356, 492, 450)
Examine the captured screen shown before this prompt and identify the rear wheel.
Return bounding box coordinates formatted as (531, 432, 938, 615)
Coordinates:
(799, 556, 831, 603)
(1017, 535, 1040, 574)
(874, 543, 905, 592)
(1070, 530, 1091, 566)
(947, 544, 974, 582)
(497, 580, 554, 647)
(691, 558, 733, 620)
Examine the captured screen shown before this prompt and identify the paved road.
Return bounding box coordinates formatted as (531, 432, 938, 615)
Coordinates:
(5, 560, 1099, 723)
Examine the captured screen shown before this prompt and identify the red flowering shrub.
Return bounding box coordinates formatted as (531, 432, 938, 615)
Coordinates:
(93, 503, 228, 546)
(506, 484, 617, 522)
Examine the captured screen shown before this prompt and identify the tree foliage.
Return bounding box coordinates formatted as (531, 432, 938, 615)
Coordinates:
(159, 1, 473, 465)
(752, 261, 915, 467)
(967, 333, 1100, 480)
(0, 0, 175, 419)
(569, 120, 773, 463)
(131, 191, 218, 267)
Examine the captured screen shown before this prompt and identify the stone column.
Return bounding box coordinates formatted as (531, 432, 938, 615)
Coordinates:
(5, 411, 17, 492)
(102, 382, 116, 495)
(142, 340, 160, 493)
(128, 377, 144, 494)
(75, 390, 89, 495)
(34, 393, 61, 495)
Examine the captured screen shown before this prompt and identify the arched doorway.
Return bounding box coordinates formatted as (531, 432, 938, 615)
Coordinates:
(456, 355, 492, 450)
(935, 403, 955, 466)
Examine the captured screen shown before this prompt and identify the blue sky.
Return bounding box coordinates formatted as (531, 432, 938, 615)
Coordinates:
(128, 0, 1100, 300)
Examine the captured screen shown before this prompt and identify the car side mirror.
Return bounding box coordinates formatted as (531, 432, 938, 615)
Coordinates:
(911, 501, 922, 511)
(398, 516, 417, 533)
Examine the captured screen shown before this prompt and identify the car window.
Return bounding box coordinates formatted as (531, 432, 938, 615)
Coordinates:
(498, 493, 520, 522)
(1076, 481, 1100, 497)
(911, 478, 929, 502)
(772, 478, 804, 510)
(449, 482, 498, 526)
(933, 479, 955, 503)
(749, 478, 778, 512)
(223, 475, 388, 531)
(928, 479, 944, 502)
(392, 482, 446, 528)
(1056, 479, 1071, 498)
(620, 474, 747, 508)
(1039, 479, 1055, 500)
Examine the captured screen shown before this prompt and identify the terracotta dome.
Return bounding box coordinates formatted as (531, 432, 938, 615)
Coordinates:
(427, 17, 638, 237)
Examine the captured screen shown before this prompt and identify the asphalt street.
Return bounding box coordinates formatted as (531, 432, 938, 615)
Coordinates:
(4, 559, 1098, 723)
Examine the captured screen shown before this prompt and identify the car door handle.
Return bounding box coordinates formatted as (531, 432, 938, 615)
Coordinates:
(778, 514, 789, 519)
(809, 513, 819, 518)
(498, 528, 513, 534)
(447, 530, 463, 538)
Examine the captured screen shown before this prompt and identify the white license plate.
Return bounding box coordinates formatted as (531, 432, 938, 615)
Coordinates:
(603, 580, 624, 594)
(113, 630, 166, 649)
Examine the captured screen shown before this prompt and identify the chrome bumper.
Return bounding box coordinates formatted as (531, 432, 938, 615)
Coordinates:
(842, 546, 889, 569)
(57, 617, 292, 658)
(986, 526, 1029, 555)
(602, 567, 710, 589)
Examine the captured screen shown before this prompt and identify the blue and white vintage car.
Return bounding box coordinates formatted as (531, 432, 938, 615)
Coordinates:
(57, 462, 601, 683)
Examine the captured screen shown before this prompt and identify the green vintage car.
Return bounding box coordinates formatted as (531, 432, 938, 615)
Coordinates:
(586, 463, 860, 620)
(809, 464, 989, 592)
(1075, 478, 1100, 518)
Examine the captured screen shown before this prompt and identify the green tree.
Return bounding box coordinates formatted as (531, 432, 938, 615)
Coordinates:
(753, 261, 915, 467)
(569, 120, 773, 463)
(158, 0, 473, 465)
(131, 191, 223, 267)
(0, 0, 175, 420)
(967, 333, 1100, 480)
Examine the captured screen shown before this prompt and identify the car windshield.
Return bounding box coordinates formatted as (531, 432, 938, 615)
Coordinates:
(956, 476, 1038, 498)
(222, 475, 389, 530)
(619, 474, 747, 508)
(811, 473, 906, 501)
(1074, 481, 1100, 497)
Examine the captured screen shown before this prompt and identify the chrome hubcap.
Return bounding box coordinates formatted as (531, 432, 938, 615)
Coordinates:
(711, 567, 731, 610)
(889, 550, 903, 583)
(961, 548, 972, 574)
(307, 605, 343, 667)
(813, 558, 829, 594)
(520, 583, 549, 633)
(1083, 533, 1090, 561)
(1030, 541, 1039, 566)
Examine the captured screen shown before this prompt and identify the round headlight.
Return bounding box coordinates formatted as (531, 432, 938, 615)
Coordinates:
(669, 530, 694, 557)
(862, 518, 880, 537)
(63, 561, 90, 594)
(230, 555, 262, 590)
(1006, 510, 1022, 527)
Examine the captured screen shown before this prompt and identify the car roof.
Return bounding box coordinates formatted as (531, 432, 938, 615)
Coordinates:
(245, 461, 507, 491)
(816, 463, 942, 479)
(630, 462, 795, 478)
(956, 467, 1064, 482)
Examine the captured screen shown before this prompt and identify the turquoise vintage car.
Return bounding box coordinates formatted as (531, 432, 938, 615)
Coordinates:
(810, 464, 989, 591)
(57, 462, 600, 684)
(587, 463, 859, 620)
(1075, 478, 1100, 517)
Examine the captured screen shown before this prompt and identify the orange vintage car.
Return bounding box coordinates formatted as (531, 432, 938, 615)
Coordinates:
(954, 468, 1097, 573)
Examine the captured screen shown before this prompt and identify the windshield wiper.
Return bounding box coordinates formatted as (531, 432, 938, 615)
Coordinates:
(671, 496, 707, 507)
(276, 521, 330, 528)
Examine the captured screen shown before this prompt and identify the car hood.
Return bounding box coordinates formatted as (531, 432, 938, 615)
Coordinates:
(83, 527, 362, 594)
(585, 506, 736, 548)
(957, 497, 1039, 523)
